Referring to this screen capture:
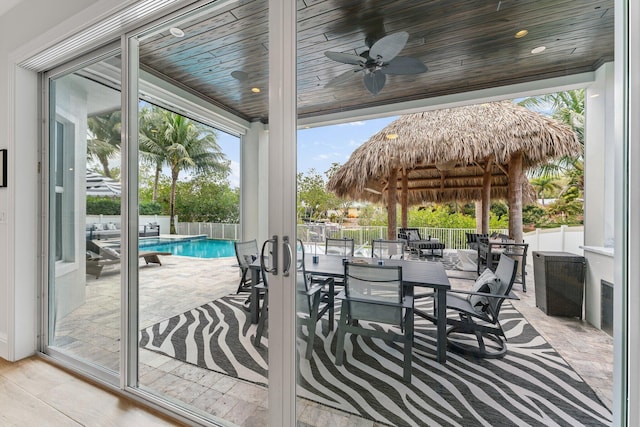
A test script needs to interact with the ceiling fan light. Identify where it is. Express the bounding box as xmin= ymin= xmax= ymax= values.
xmin=515 ymin=29 xmax=528 ymax=38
